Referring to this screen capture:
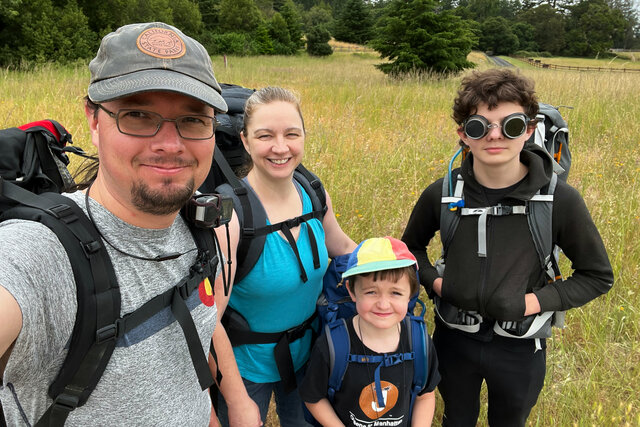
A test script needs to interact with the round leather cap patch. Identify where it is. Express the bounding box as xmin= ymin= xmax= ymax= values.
xmin=136 ymin=27 xmax=186 ymax=59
